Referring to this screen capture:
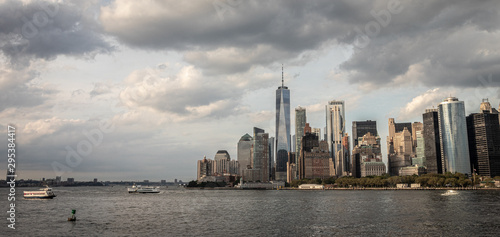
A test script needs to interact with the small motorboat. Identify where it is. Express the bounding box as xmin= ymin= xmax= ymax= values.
xmin=441 ymin=190 xmax=458 ymax=196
